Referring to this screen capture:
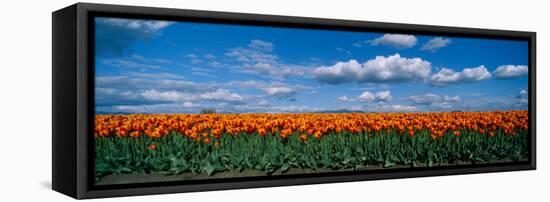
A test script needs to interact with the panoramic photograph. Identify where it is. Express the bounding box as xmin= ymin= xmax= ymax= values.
xmin=93 ymin=17 xmax=529 ymax=185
